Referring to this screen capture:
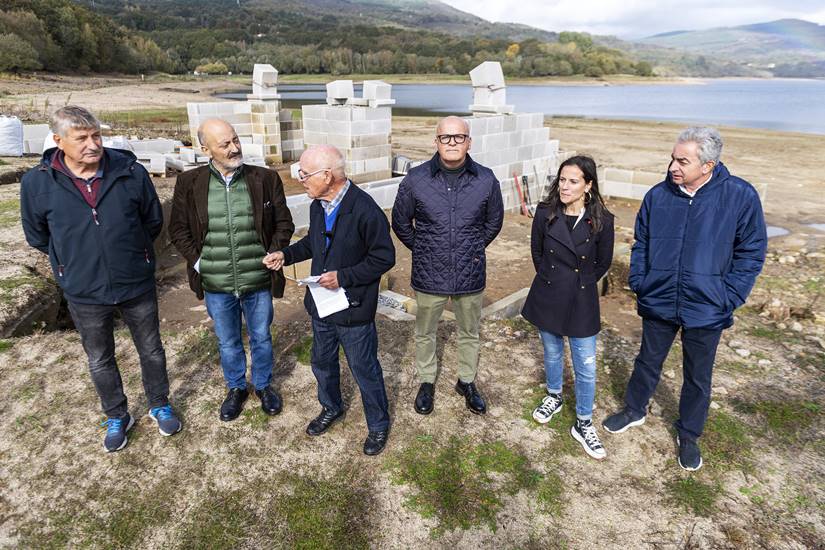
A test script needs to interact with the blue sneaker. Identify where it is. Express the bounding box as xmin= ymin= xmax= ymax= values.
xmin=102 ymin=413 xmax=135 ymax=452
xmin=149 ymin=405 xmax=182 ymax=436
